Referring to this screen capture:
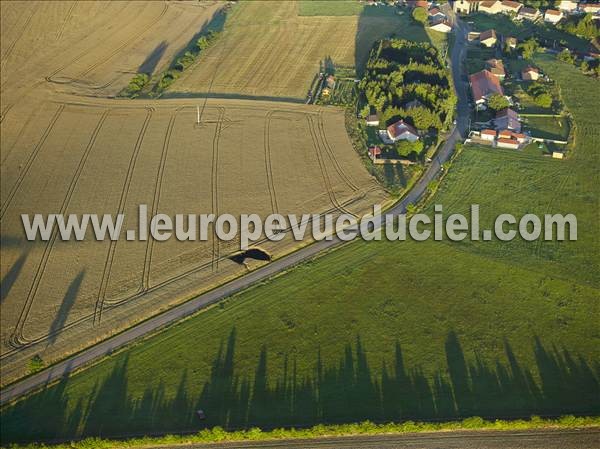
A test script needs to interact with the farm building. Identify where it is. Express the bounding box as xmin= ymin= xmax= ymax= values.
xmin=522 ymin=66 xmax=540 ymax=80
xmin=368 ymin=146 xmax=382 ymax=160
xmin=430 ymin=19 xmax=453 ymax=33
xmin=469 ymin=69 xmax=504 ymax=106
xmin=386 ymin=119 xmax=420 ymax=142
xmin=499 ymin=0 xmax=523 ymax=14
xmin=517 ymin=6 xmax=540 ymax=21
xmin=496 ymin=137 xmax=520 ymax=149
xmin=479 ymin=29 xmax=498 ymax=47
xmin=468 ymin=31 xmax=482 ymax=42
xmin=498 ymin=129 xmax=526 ymax=143
xmin=495 ymin=108 xmax=521 ymax=132
xmin=428 ymin=7 xmax=446 ymax=20
xmin=544 ymin=9 xmax=564 ymax=23
xmin=480 ymin=0 xmax=503 ymax=14
xmin=581 ymin=3 xmax=600 ymax=14
xmin=366 ymin=115 xmax=380 ymax=126
xmin=559 ymin=0 xmax=579 ymax=13
xmin=481 ymin=129 xmax=497 ymax=141
xmin=486 ymin=59 xmax=506 ymax=79
xmin=453 ymin=0 xmax=480 ymax=14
